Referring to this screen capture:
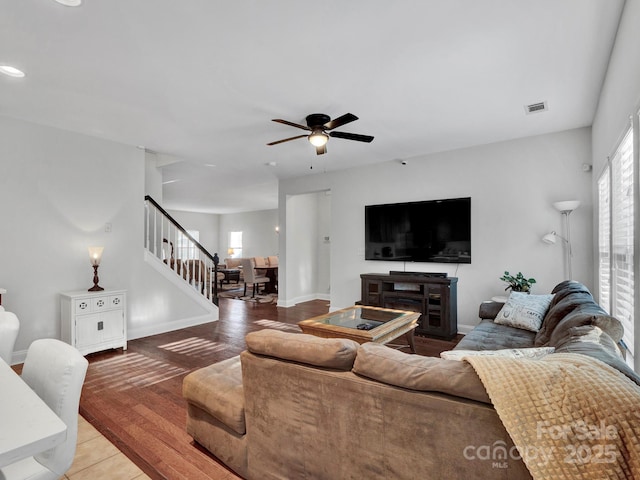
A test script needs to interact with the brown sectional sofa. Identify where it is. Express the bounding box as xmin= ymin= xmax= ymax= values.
xmin=182 ymin=280 xmax=640 ymax=479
